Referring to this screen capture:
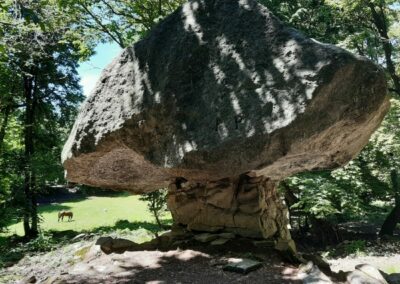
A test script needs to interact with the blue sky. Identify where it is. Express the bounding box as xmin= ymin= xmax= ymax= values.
xmin=77 ymin=42 xmax=122 ymax=96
